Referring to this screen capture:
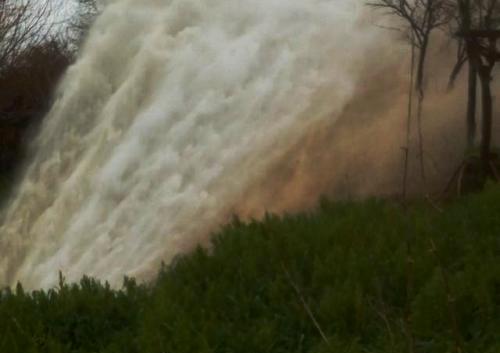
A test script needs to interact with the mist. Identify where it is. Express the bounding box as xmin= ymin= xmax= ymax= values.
xmin=0 ymin=0 xmax=488 ymax=289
